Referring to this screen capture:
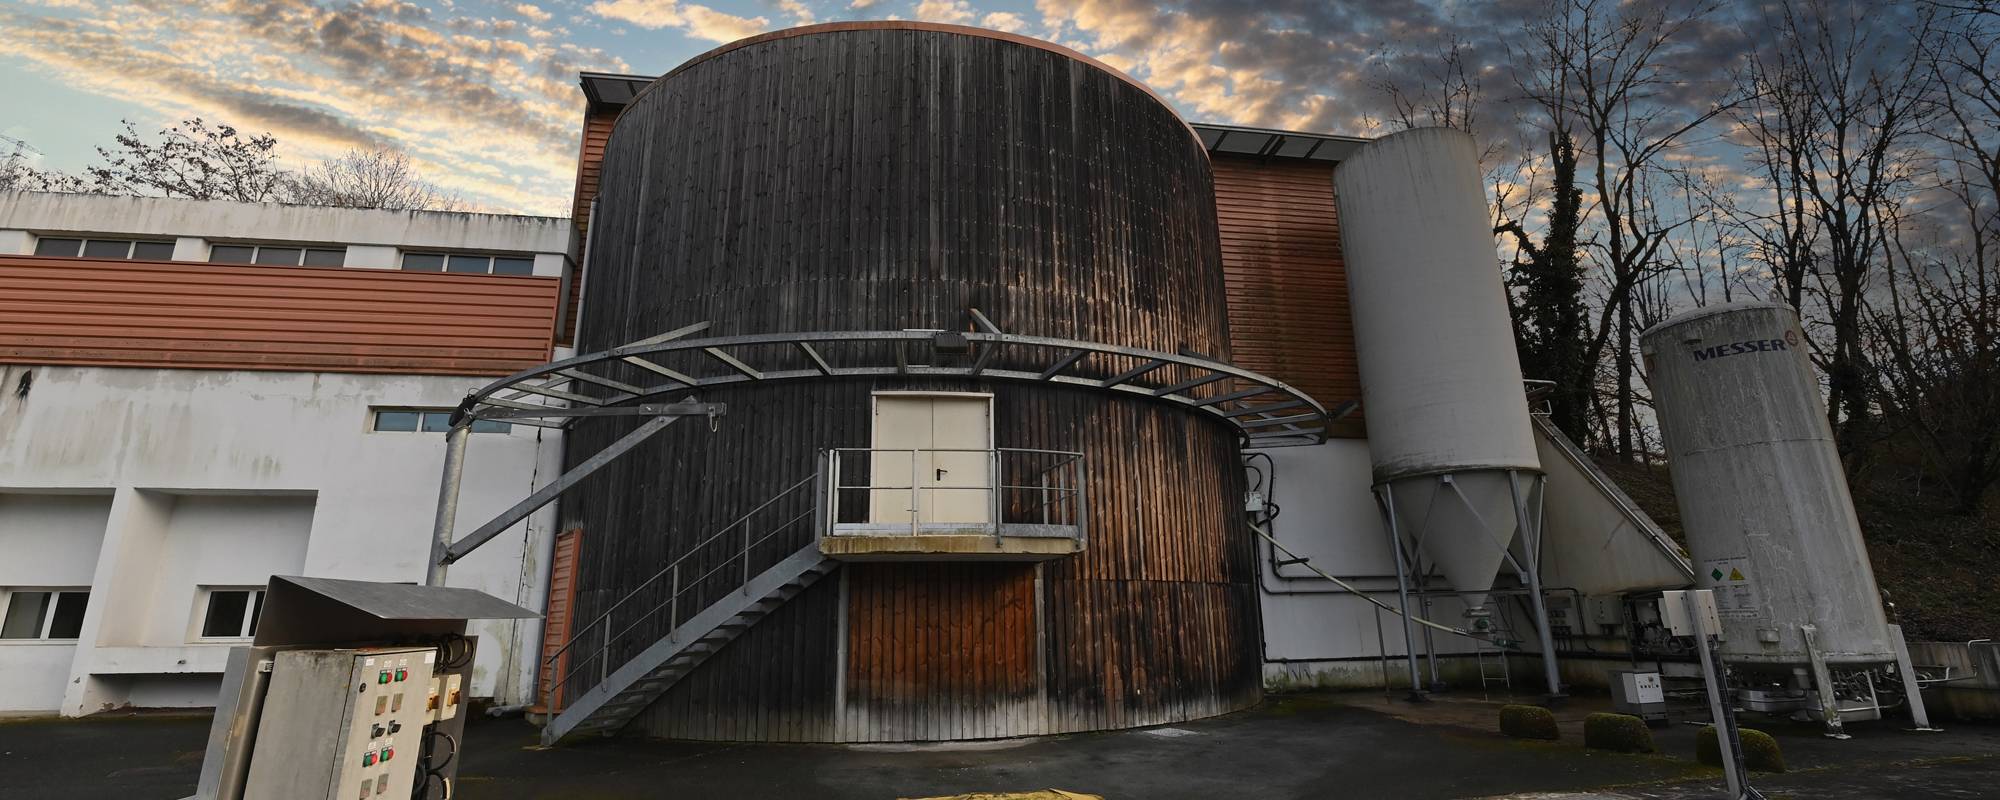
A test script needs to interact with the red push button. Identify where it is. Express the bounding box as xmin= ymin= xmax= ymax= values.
xmin=363 ymin=750 xmax=377 ymax=767
xmin=377 ymin=670 xmax=391 ymax=684
xmin=381 ymin=747 xmax=393 ymax=762
xmin=394 ymin=668 xmax=407 ymax=682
